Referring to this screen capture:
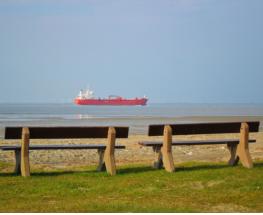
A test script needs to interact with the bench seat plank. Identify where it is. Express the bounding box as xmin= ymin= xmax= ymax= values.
xmin=0 ymin=144 xmax=125 ymax=151
xmin=139 ymin=139 xmax=256 ymax=147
